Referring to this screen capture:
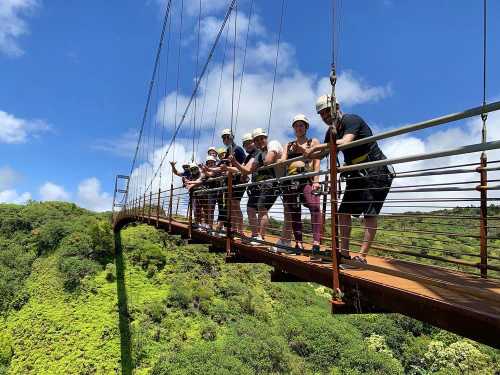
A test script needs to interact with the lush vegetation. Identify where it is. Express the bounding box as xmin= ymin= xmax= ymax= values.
xmin=0 ymin=202 xmax=498 ymax=374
